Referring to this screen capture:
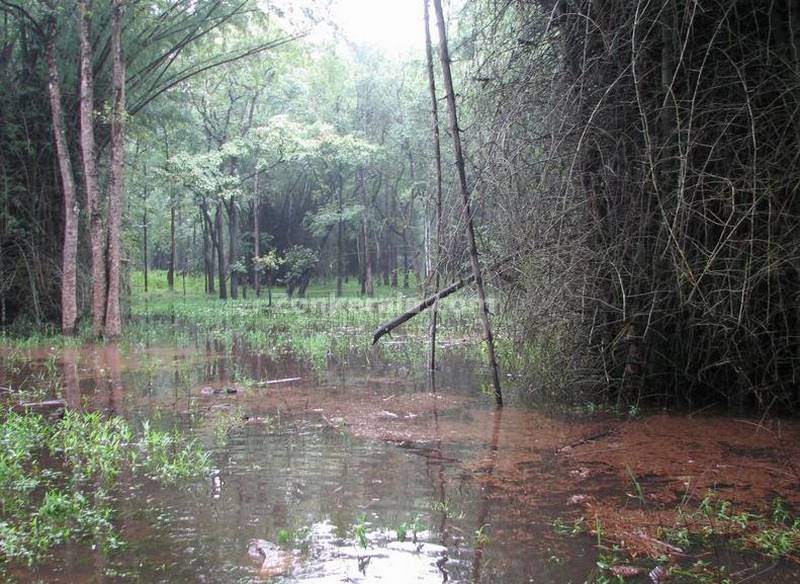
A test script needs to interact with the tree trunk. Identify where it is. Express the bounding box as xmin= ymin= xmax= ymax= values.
xmin=228 ymin=197 xmax=238 ymax=299
xmin=253 ymin=171 xmax=261 ymax=297
xmin=215 ymin=200 xmax=227 ymax=299
xmin=201 ymin=207 xmax=214 ymax=294
xmin=402 ymin=231 xmax=410 ymax=289
xmin=424 ymin=0 xmax=445 ymax=370
xmin=46 ymin=36 xmax=79 ymax=336
xmin=78 ymin=0 xmax=106 ymax=337
xmin=364 ymin=217 xmax=374 ymax=297
xmin=433 ymin=0 xmax=502 ymax=405
xmin=336 ymin=172 xmax=344 ymax=297
xmin=103 ymin=0 xmax=126 ymax=339
xmin=143 ymin=204 xmax=148 ymax=293
xmin=357 ymin=219 xmax=366 ymax=295
xmin=167 ymin=204 xmax=175 ymax=290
